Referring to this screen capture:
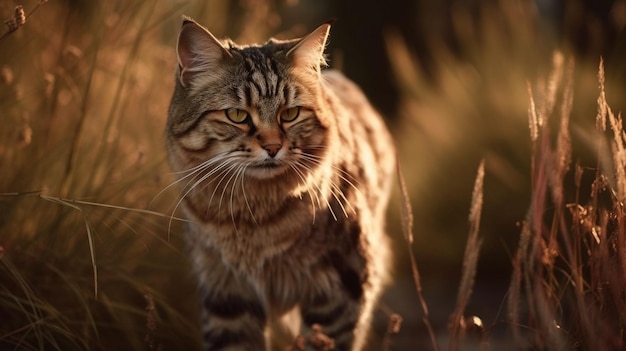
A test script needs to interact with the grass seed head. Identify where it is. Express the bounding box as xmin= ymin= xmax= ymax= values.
xmin=1 ymin=65 xmax=13 ymax=84
xmin=4 ymin=5 xmax=25 ymax=32
xmin=387 ymin=313 xmax=403 ymax=334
